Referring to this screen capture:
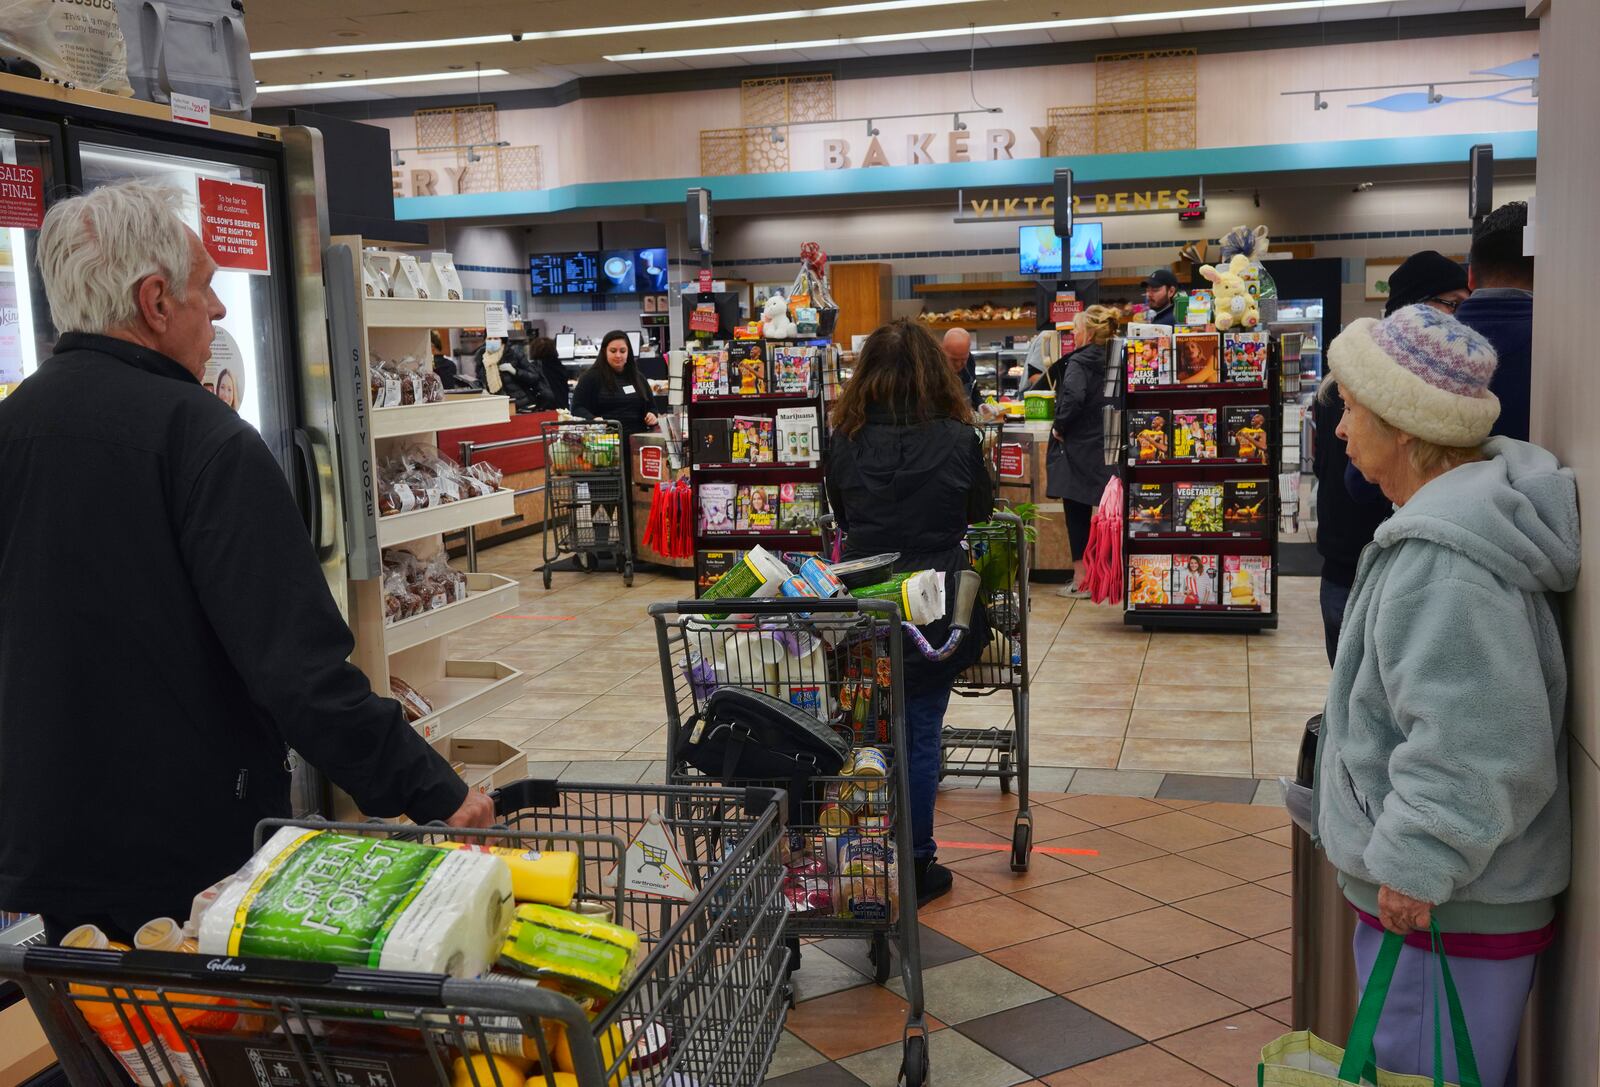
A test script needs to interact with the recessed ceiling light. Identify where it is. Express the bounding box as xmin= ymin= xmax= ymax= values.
xmin=603 ymin=0 xmax=1394 ymax=61
xmin=334 ymin=31 xmax=361 ymax=38
xmin=337 ymin=72 xmax=355 ymax=78
xmin=250 ymin=0 xmax=983 ymax=60
xmin=254 ymin=69 xmax=511 ymax=94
